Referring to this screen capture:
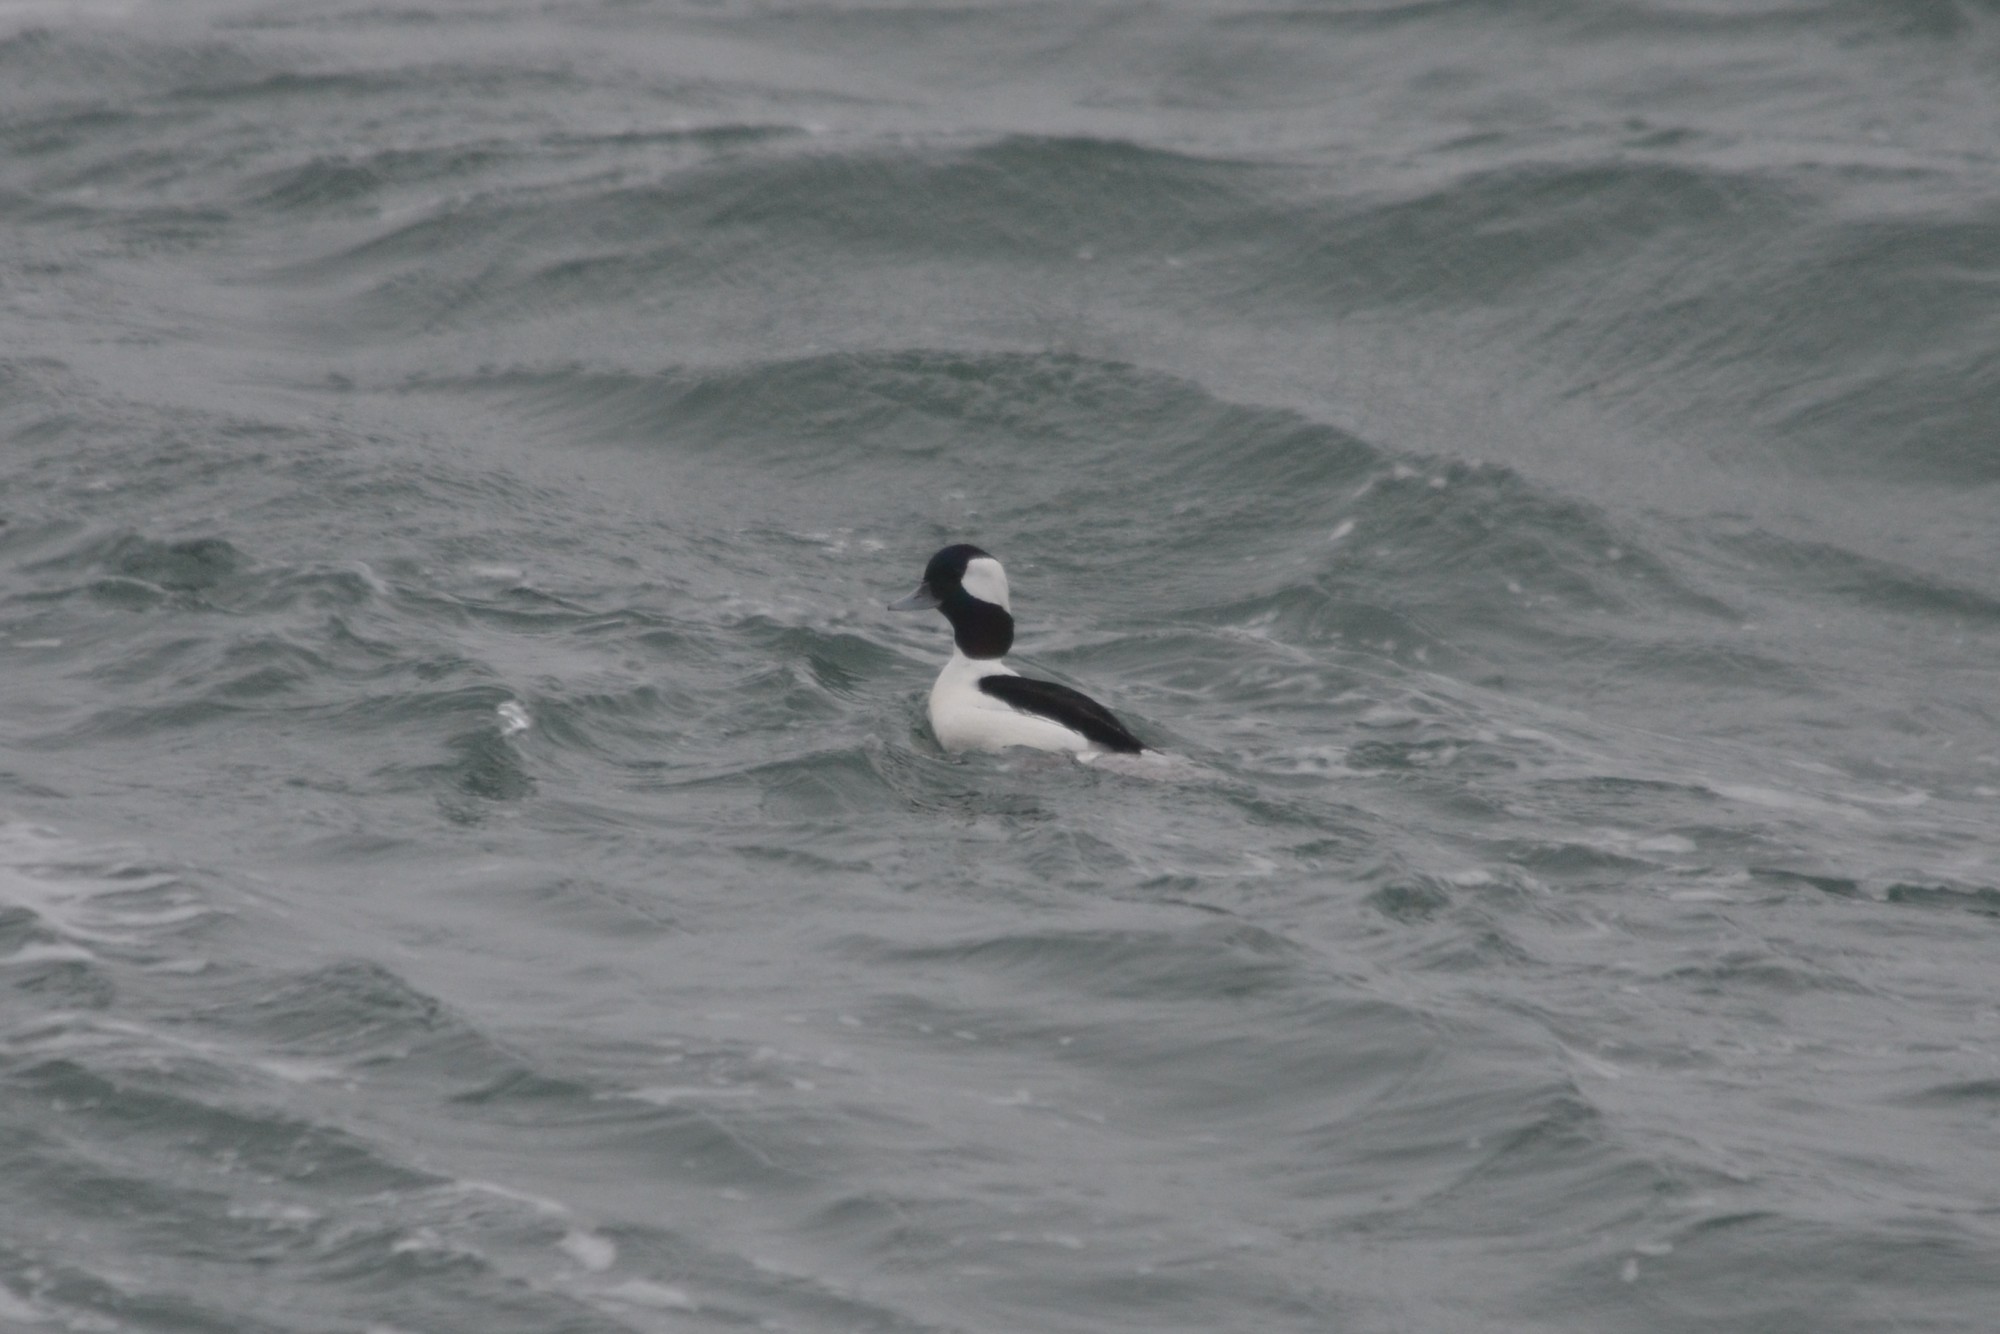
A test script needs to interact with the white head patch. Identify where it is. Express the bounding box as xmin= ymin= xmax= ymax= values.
xmin=958 ymin=556 xmax=1011 ymax=611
